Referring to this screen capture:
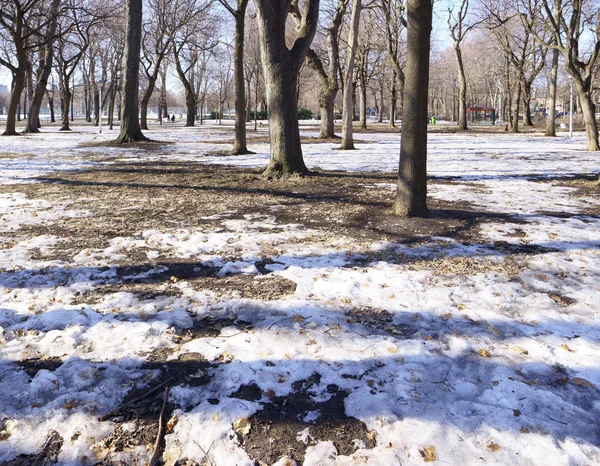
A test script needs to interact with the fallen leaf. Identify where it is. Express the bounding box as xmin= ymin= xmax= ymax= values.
xmin=233 ymin=417 xmax=251 ymax=436
xmin=561 ymin=344 xmax=575 ymax=353
xmin=367 ymin=430 xmax=377 ymax=441
xmin=488 ymin=442 xmax=501 ymax=452
xmin=477 ymin=349 xmax=491 ymax=357
xmin=167 ymin=415 xmax=178 ymax=430
xmin=212 ymin=413 xmax=219 ymax=422
xmin=512 ymin=346 xmax=529 ymax=355
xmin=62 ymin=399 xmax=80 ymax=410
xmin=572 ymin=377 xmax=595 ymax=389
xmin=163 ymin=447 xmax=182 ymax=466
xmin=419 ymin=445 xmax=437 ymax=462
xmin=292 ymin=314 xmax=305 ymax=323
